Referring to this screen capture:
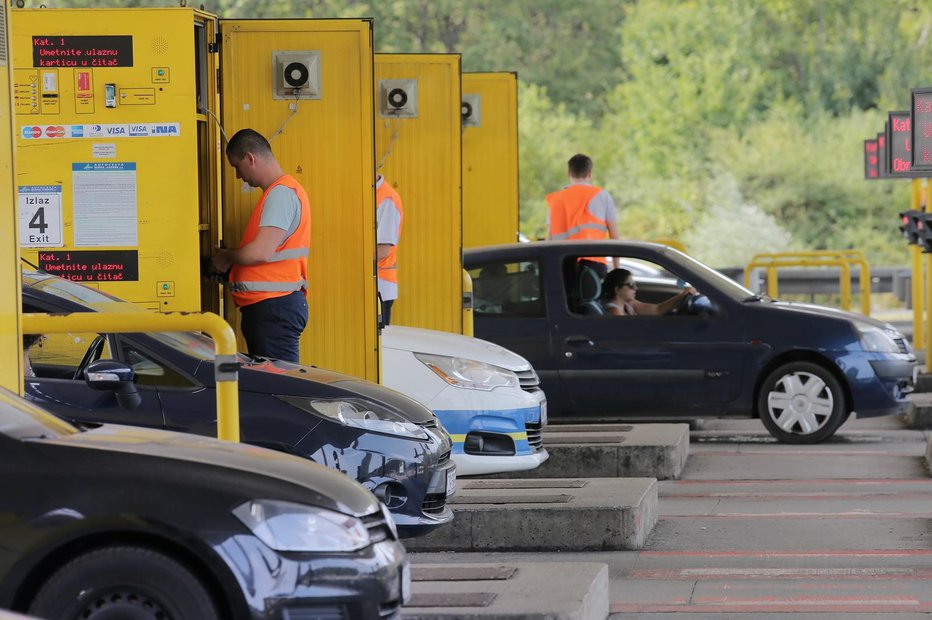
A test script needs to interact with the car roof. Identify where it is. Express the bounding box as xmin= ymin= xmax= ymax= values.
xmin=464 ymin=240 xmax=675 ymax=261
